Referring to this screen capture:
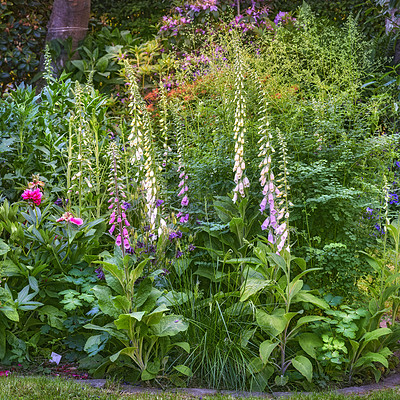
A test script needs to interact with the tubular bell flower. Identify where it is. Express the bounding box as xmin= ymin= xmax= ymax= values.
xmin=232 ymin=42 xmax=249 ymax=203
